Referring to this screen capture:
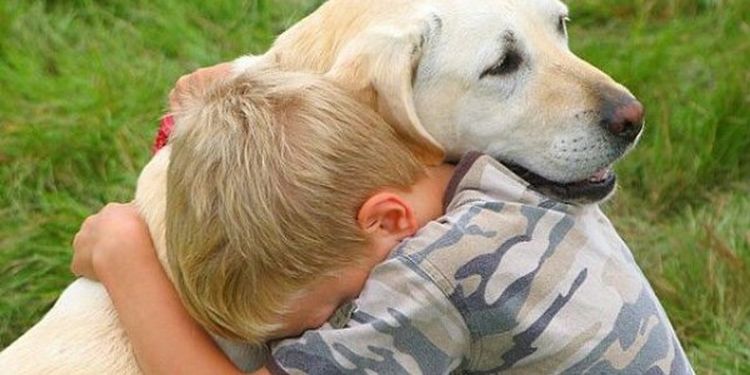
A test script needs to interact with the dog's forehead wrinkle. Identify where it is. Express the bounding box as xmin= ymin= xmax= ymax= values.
xmin=502 ymin=30 xmax=517 ymax=45
xmin=430 ymin=13 xmax=443 ymax=31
